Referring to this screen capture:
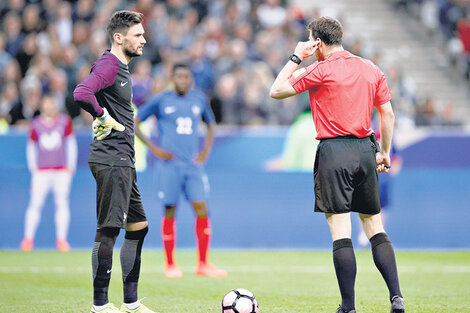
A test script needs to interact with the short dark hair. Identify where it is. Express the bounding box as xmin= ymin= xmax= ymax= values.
xmin=172 ymin=62 xmax=190 ymax=74
xmin=307 ymin=17 xmax=343 ymax=46
xmin=107 ymin=10 xmax=143 ymax=43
